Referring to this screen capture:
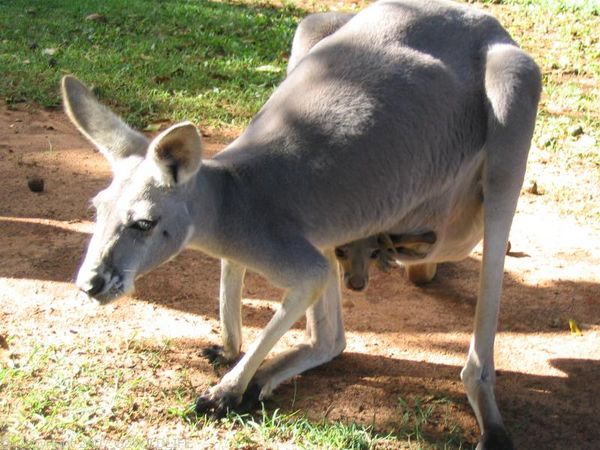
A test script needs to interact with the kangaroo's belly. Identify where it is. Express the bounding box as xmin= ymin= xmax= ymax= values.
xmin=387 ymin=152 xmax=485 ymax=264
